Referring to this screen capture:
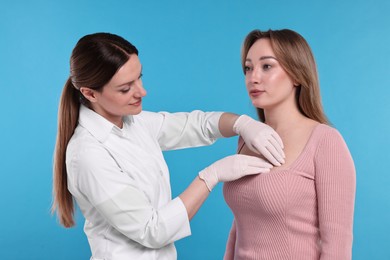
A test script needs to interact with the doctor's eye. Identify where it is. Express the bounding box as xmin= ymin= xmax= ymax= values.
xmin=120 ymin=88 xmax=131 ymax=93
